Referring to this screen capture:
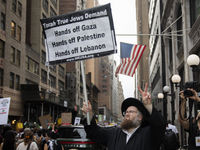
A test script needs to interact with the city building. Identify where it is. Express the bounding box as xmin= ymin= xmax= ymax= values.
xmin=117 ymin=80 xmax=124 ymax=124
xmin=0 ymin=0 xmax=27 ymax=129
xmin=135 ymin=0 xmax=150 ymax=99
xmin=160 ymin=0 xmax=200 ymax=146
